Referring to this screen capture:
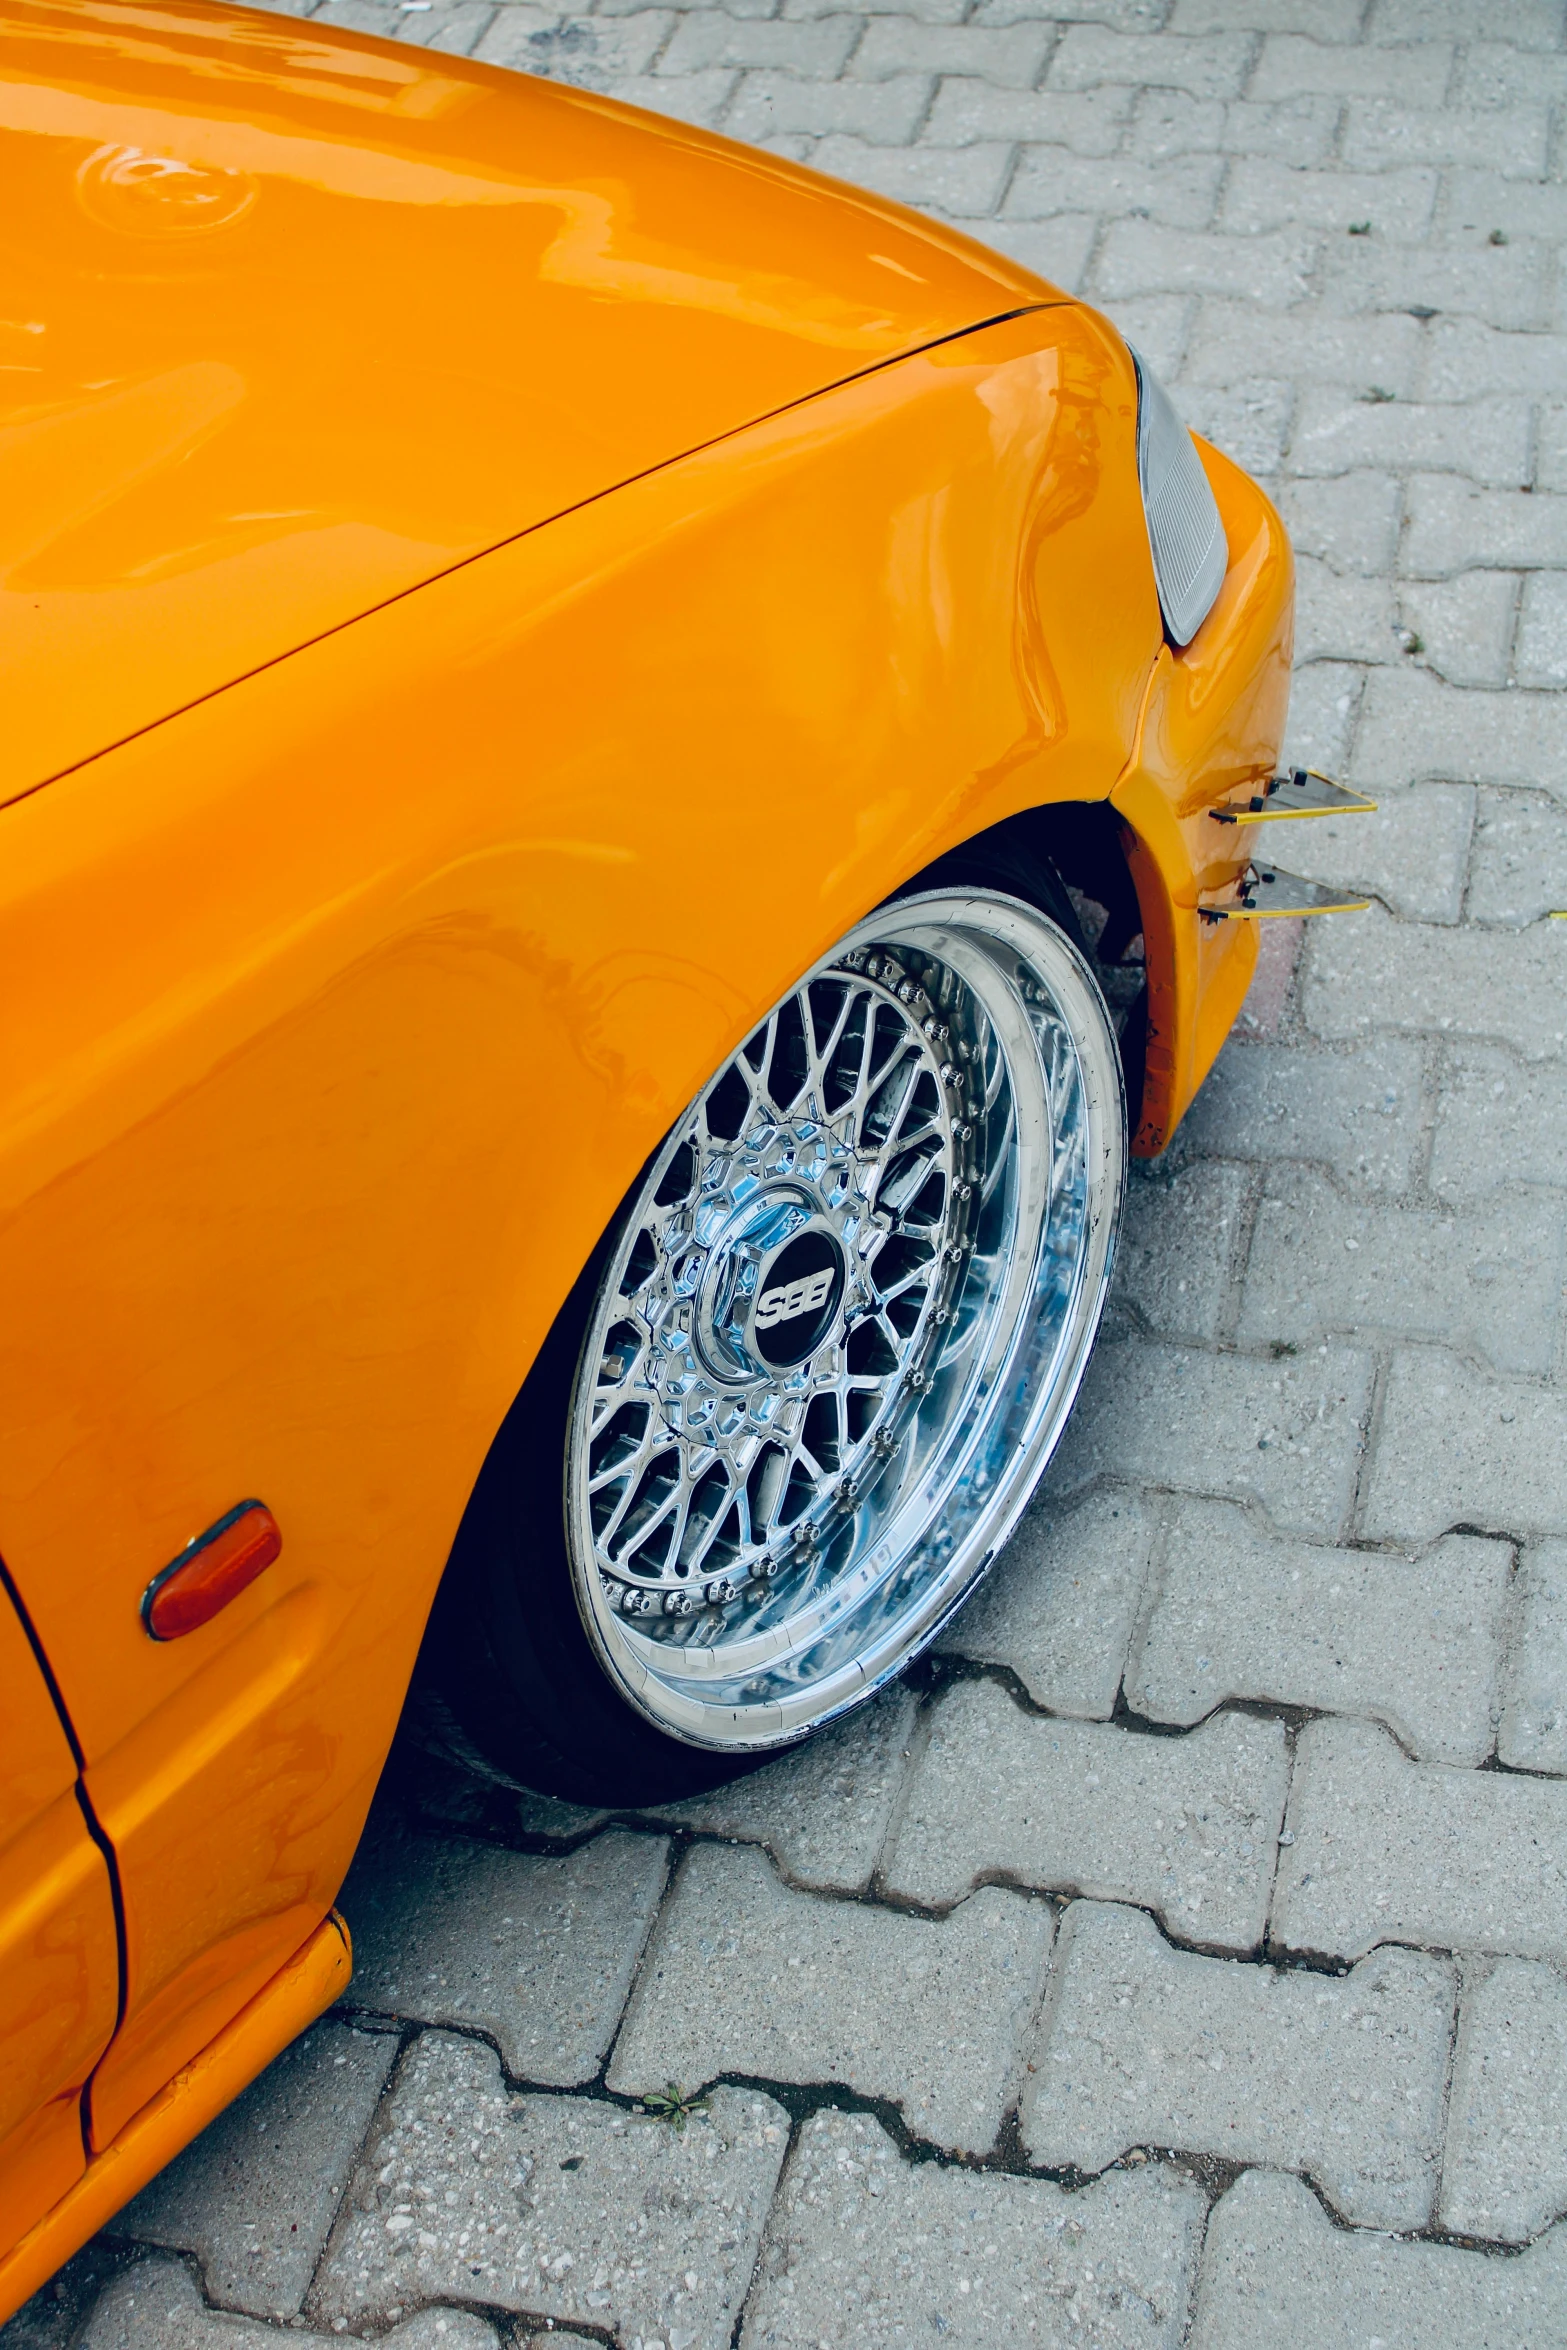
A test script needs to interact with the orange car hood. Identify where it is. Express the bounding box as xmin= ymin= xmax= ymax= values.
xmin=0 ymin=0 xmax=1057 ymax=800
